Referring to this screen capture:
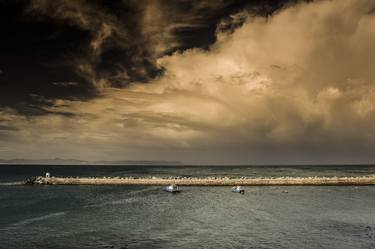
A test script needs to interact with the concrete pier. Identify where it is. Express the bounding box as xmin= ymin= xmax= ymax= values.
xmin=27 ymin=175 xmax=375 ymax=186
